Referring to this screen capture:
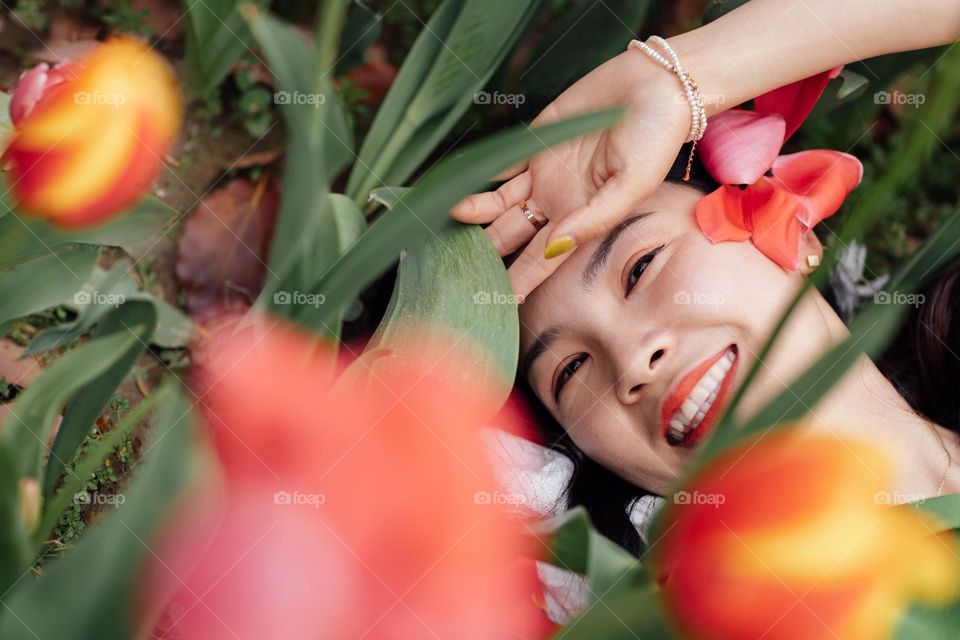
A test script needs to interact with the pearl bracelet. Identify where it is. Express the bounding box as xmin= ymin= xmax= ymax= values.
xmin=628 ymin=36 xmax=707 ymax=181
